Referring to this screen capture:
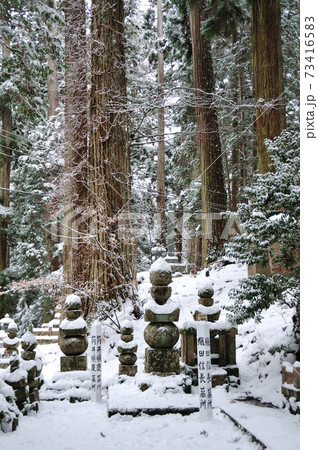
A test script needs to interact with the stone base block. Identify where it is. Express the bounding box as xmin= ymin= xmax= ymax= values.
xmin=145 ymin=348 xmax=180 ymax=375
xmin=119 ymin=365 xmax=137 ymax=377
xmin=60 ymin=355 xmax=87 ymax=372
